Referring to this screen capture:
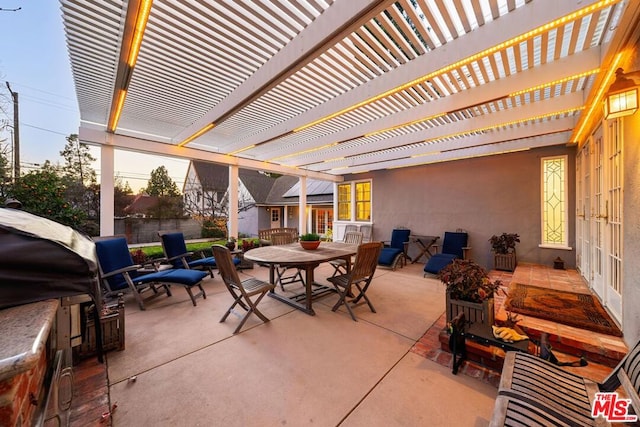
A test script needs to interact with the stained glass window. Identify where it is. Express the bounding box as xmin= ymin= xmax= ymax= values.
xmin=542 ymin=156 xmax=567 ymax=246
